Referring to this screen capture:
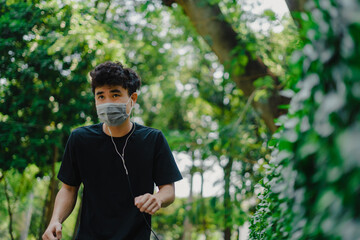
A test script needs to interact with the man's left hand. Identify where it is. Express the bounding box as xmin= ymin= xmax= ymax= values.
xmin=134 ymin=193 xmax=162 ymax=215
